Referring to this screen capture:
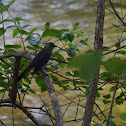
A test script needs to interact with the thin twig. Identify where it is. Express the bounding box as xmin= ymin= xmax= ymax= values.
xmin=106 ymin=76 xmax=120 ymax=126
